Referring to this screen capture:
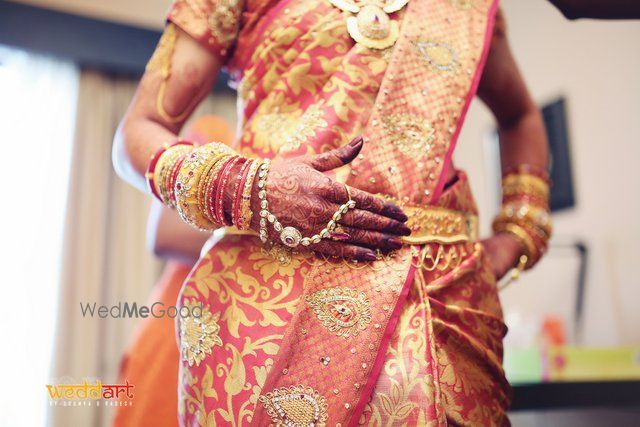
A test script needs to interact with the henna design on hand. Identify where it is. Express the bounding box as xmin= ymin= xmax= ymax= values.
xmin=237 ymin=137 xmax=410 ymax=261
